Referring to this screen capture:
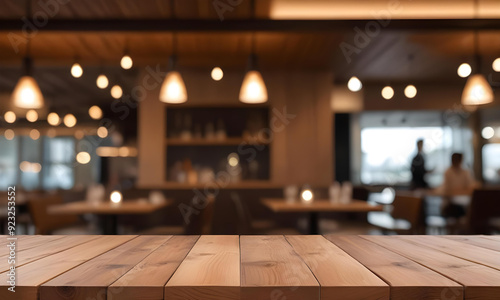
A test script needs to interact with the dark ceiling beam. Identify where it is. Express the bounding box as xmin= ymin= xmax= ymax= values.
xmin=1 ymin=18 xmax=500 ymax=32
